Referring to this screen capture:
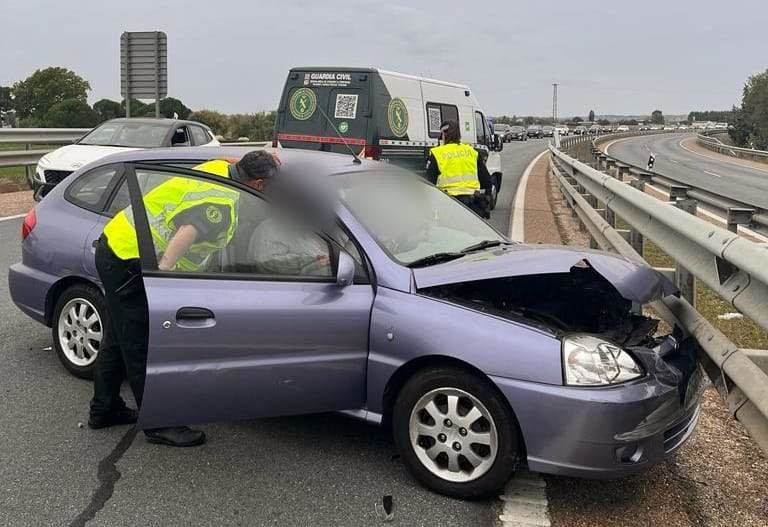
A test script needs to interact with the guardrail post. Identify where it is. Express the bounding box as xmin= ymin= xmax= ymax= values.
xmin=675 ymin=197 xmax=698 ymax=305
xmin=24 ymin=143 xmax=31 ymax=185
xmin=726 ymin=207 xmax=754 ymax=234
xmin=628 ymin=179 xmax=645 ymax=256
